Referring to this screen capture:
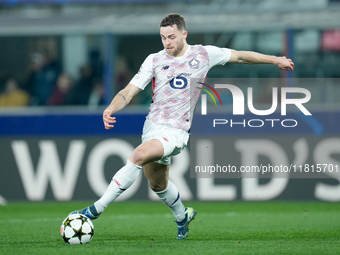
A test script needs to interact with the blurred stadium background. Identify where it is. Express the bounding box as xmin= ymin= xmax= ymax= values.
xmin=0 ymin=0 xmax=340 ymax=204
